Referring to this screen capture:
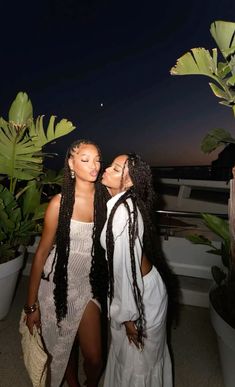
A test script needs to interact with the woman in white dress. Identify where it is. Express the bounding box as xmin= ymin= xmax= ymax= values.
xmin=25 ymin=140 xmax=110 ymax=387
xmin=100 ymin=153 xmax=173 ymax=387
